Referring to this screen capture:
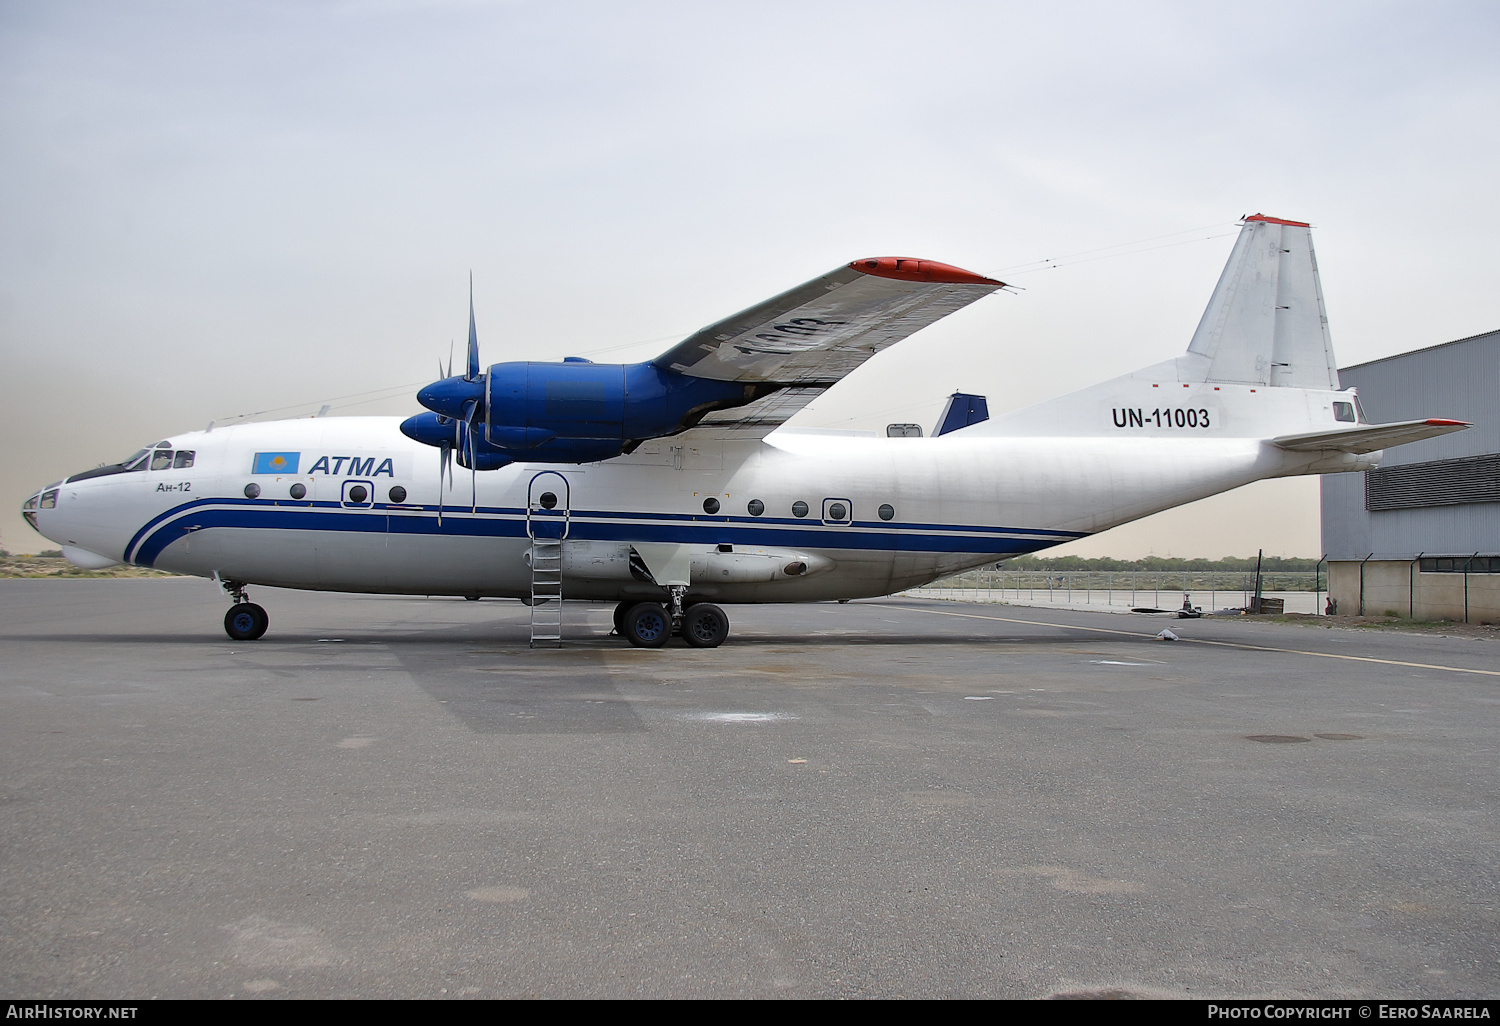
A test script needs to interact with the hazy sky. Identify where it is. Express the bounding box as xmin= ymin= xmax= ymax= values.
xmin=3 ymin=1 xmax=1497 ymax=557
